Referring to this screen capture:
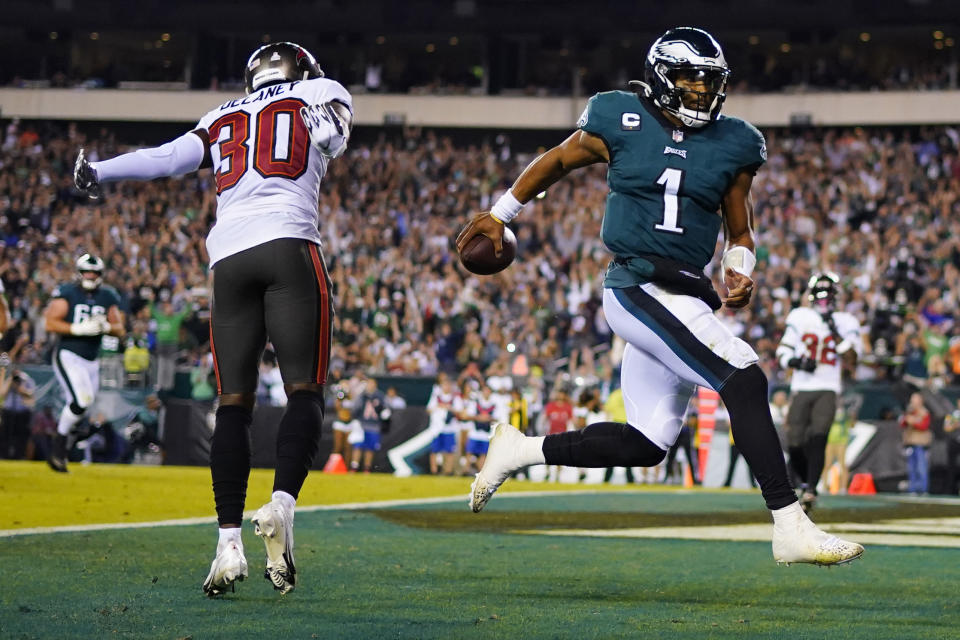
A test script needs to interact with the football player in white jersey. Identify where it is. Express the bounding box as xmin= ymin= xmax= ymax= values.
xmin=73 ymin=41 xmax=353 ymax=597
xmin=776 ymin=272 xmax=862 ymax=513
